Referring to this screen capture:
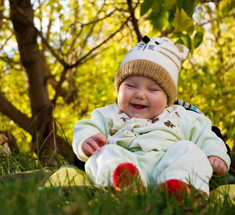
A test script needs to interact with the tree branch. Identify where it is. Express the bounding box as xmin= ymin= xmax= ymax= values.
xmin=70 ymin=17 xmax=131 ymax=68
xmin=0 ymin=91 xmax=74 ymax=162
xmin=0 ymin=92 xmax=33 ymax=134
xmin=10 ymin=0 xmax=69 ymax=68
xmin=51 ymin=16 xmax=131 ymax=105
xmin=199 ymin=12 xmax=235 ymax=26
xmin=127 ymin=0 xmax=142 ymax=42
xmin=52 ymin=67 xmax=69 ymax=106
